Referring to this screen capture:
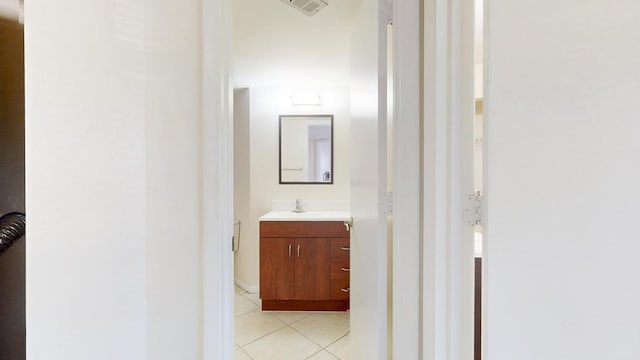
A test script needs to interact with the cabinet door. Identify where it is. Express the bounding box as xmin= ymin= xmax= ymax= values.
xmin=260 ymin=238 xmax=294 ymax=300
xmin=294 ymin=238 xmax=331 ymax=300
